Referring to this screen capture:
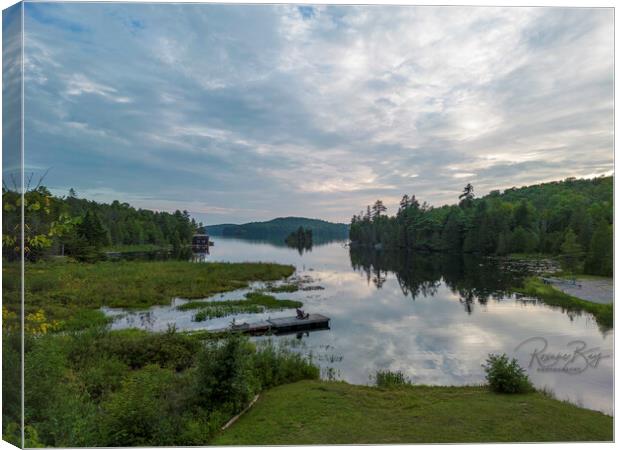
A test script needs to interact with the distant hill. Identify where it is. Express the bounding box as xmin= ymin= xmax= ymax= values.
xmin=205 ymin=217 xmax=349 ymax=241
